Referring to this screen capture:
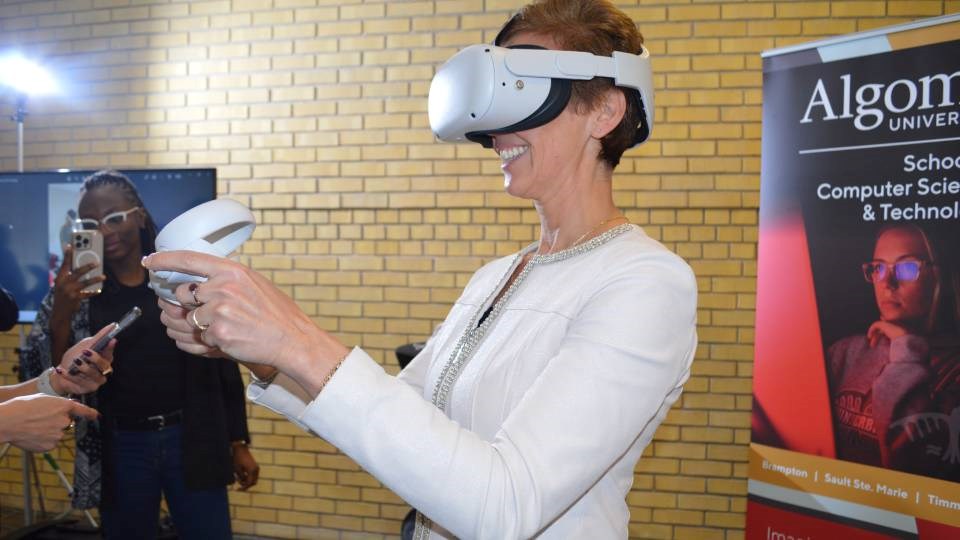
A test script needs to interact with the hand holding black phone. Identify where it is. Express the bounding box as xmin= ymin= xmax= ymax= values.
xmin=67 ymin=306 xmax=142 ymax=375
